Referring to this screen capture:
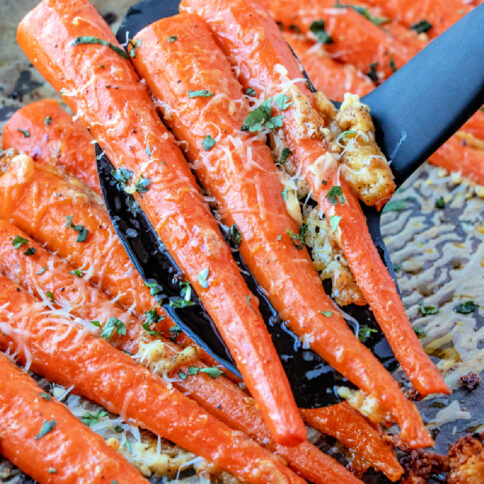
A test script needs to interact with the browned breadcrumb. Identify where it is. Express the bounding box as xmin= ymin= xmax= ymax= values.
xmin=404 ymin=388 xmax=424 ymax=401
xmin=447 ymin=434 xmax=484 ymax=484
xmin=399 ymin=449 xmax=447 ymax=484
xmin=460 ymin=372 xmax=480 ymax=391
